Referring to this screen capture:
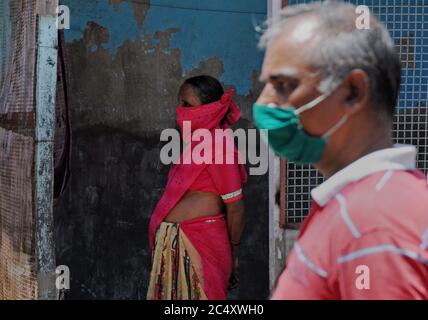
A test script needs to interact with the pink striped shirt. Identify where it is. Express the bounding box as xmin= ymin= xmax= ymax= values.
xmin=272 ymin=145 xmax=428 ymax=300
